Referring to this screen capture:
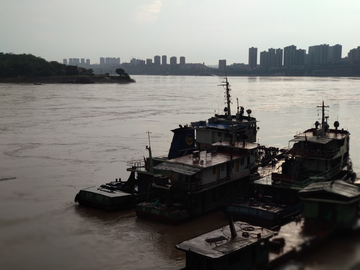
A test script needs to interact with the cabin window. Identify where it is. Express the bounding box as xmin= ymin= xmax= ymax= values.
xmin=240 ymin=158 xmax=244 ymax=165
xmin=221 ymin=164 xmax=225 ymax=171
xmin=213 ymin=166 xmax=216 ymax=175
xmin=236 ymin=160 xmax=240 ymax=172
